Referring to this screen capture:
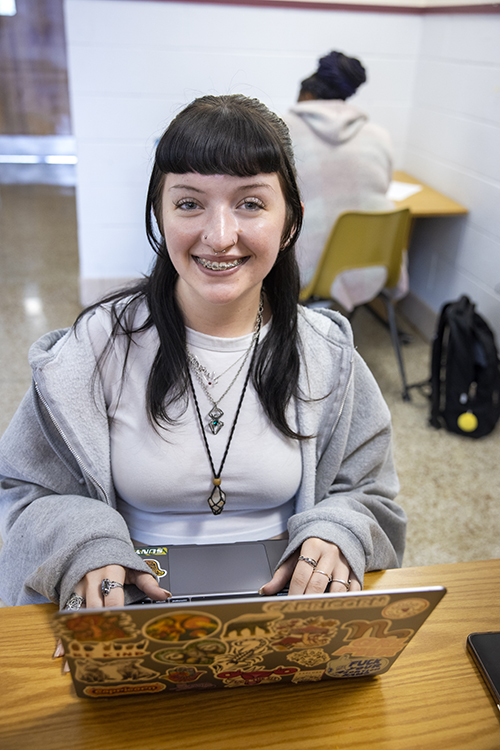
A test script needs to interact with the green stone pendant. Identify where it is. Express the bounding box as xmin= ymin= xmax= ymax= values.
xmin=208 ymin=406 xmax=224 ymax=435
